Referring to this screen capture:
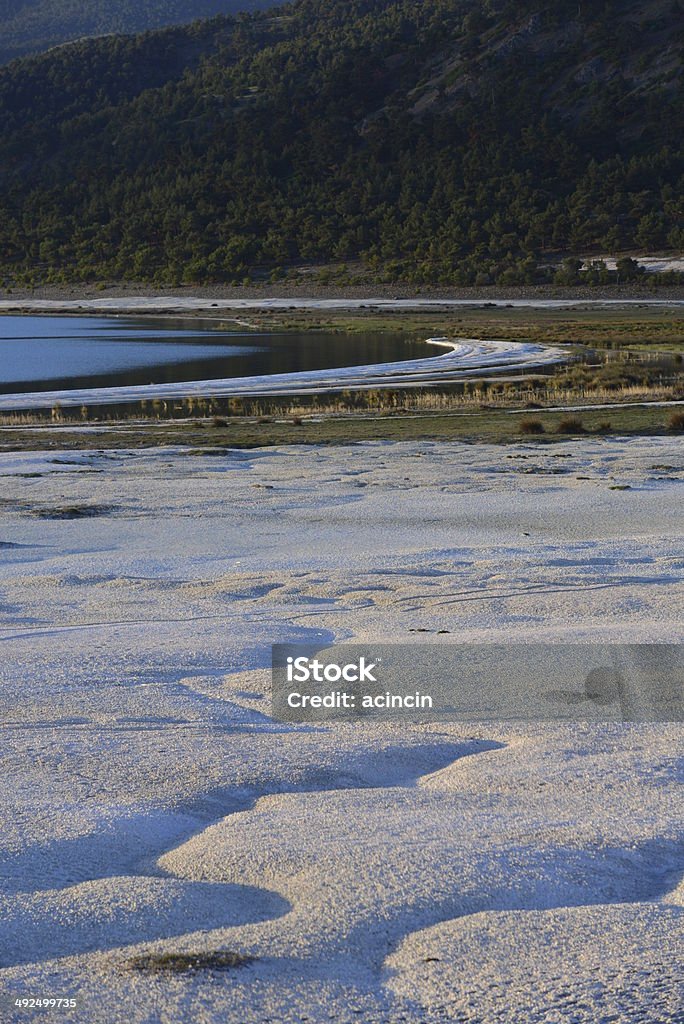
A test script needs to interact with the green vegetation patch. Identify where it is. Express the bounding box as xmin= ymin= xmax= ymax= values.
xmin=0 ymin=403 xmax=679 ymax=452
xmin=284 ymin=309 xmax=684 ymax=342
xmin=0 ymin=0 xmax=682 ymax=286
